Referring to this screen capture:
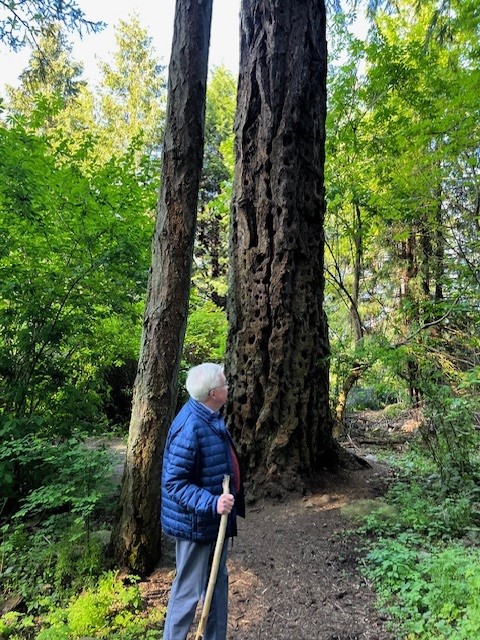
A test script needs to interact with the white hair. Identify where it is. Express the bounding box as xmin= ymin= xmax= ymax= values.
xmin=185 ymin=363 xmax=225 ymax=402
